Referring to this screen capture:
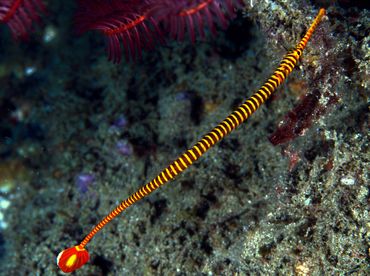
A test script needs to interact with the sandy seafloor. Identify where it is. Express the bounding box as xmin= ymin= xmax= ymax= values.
xmin=0 ymin=0 xmax=370 ymax=275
